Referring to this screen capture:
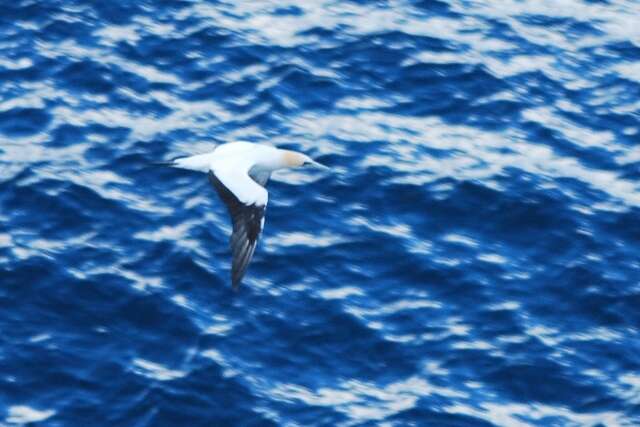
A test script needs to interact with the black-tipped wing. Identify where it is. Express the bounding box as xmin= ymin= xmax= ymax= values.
xmin=208 ymin=170 xmax=267 ymax=289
